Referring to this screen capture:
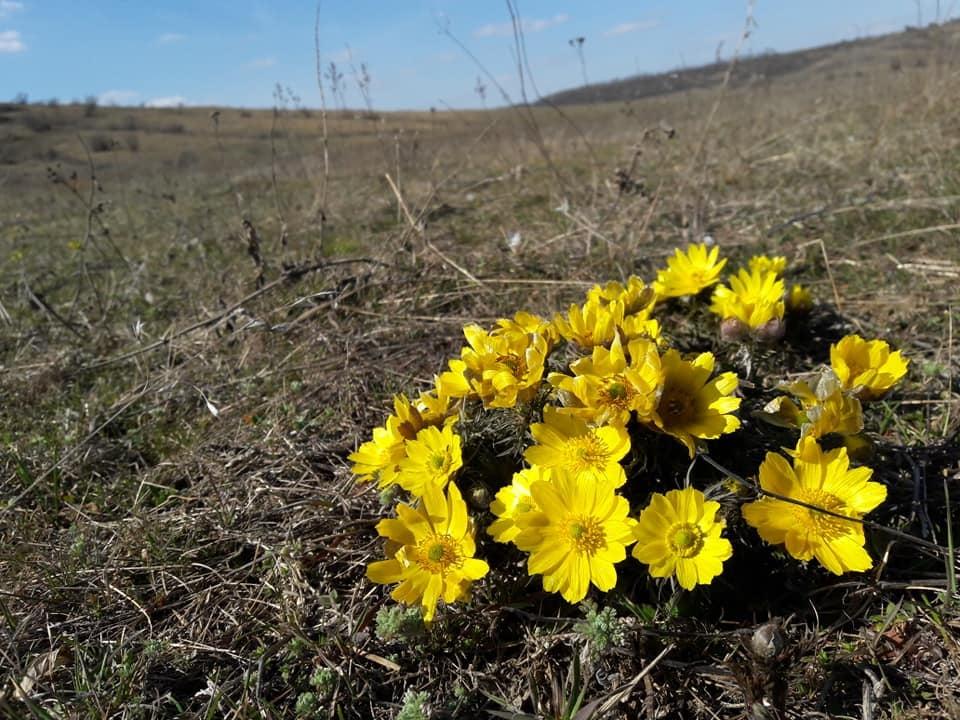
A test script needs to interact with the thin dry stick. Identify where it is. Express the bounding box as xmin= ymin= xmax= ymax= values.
xmin=595 ymin=643 xmax=675 ymax=715
xmin=312 ymin=1 xmax=332 ymax=250
xmin=798 ymin=238 xmax=843 ymax=312
xmin=384 ymin=173 xmax=418 ymax=231
xmin=268 ymin=104 xmax=288 ymax=245
xmin=504 ymin=0 xmax=600 ymax=172
xmin=383 ymin=173 xmax=486 ymax=288
xmin=394 ymin=132 xmax=402 ymax=224
xmin=945 ymin=306 xmax=954 ymax=437
xmin=1 ymin=382 xmax=153 ymax=519
xmin=82 ymin=258 xmax=382 ymax=370
xmin=854 ymin=222 xmax=960 ymax=248
xmin=436 ymin=8 xmax=571 ymax=195
xmin=22 ymin=276 xmax=86 ymax=338
xmin=209 ymin=111 xmax=245 ymax=216
xmin=687 ymin=0 xmax=756 ymax=184
xmin=405 ymin=117 xmax=500 ymax=243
